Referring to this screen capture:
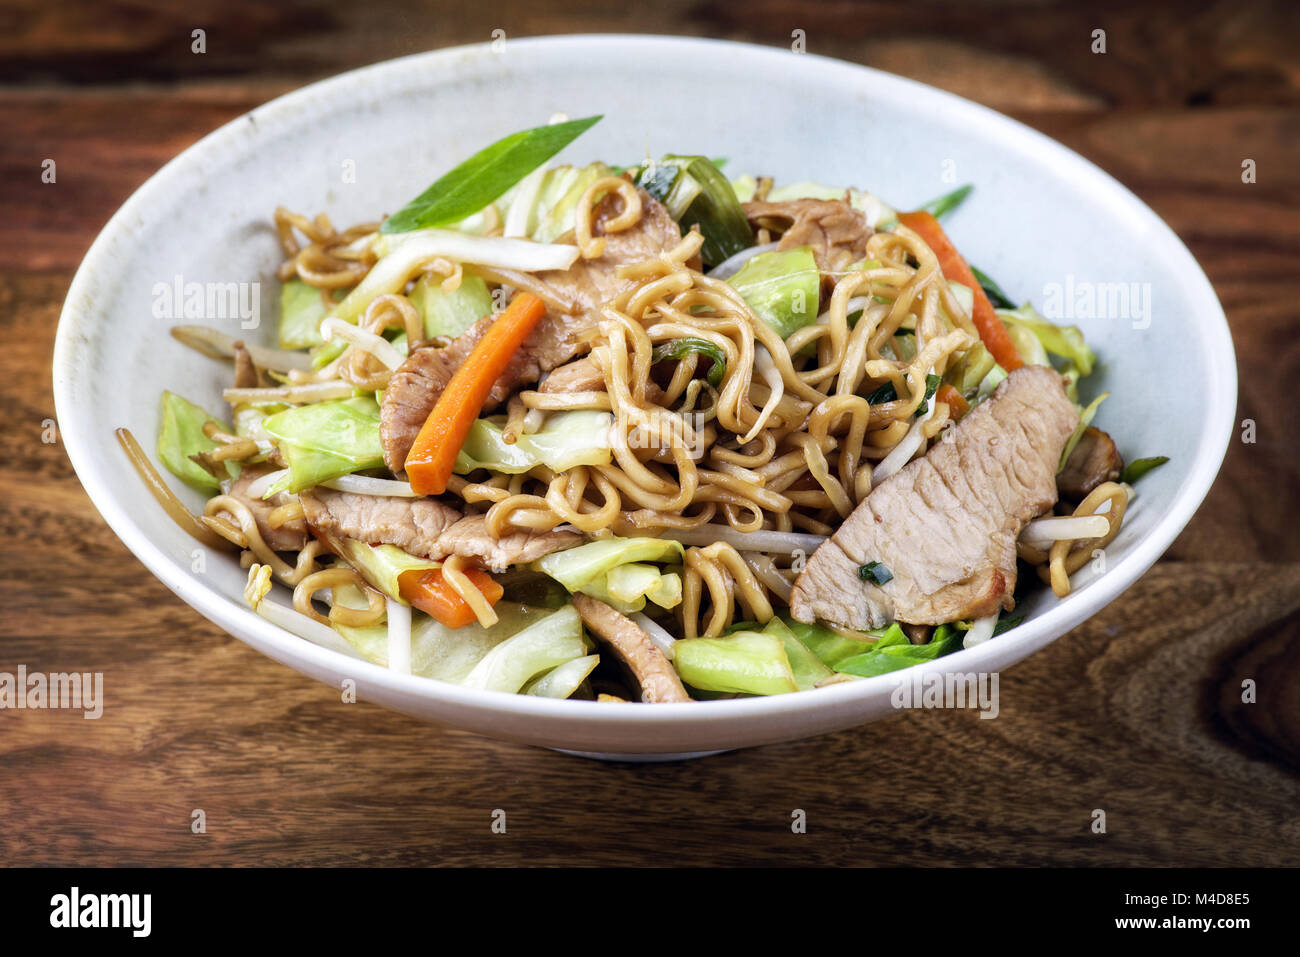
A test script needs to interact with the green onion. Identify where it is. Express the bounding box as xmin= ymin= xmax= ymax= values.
xmin=970 ymin=265 xmax=1016 ymax=309
xmin=381 ymin=116 xmax=602 ymax=234
xmin=636 ymin=155 xmax=754 ymax=266
xmin=1120 ymin=456 xmax=1170 ymax=484
xmin=652 ymin=337 xmax=727 ymax=386
xmin=919 ymin=184 xmax=973 ymax=220
xmin=858 ymin=561 xmax=893 ymax=586
xmin=866 ymin=373 xmax=942 ymax=417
